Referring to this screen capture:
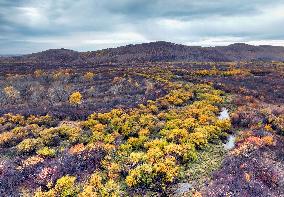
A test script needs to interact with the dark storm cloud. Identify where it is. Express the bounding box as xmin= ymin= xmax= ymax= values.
xmin=0 ymin=0 xmax=284 ymax=54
